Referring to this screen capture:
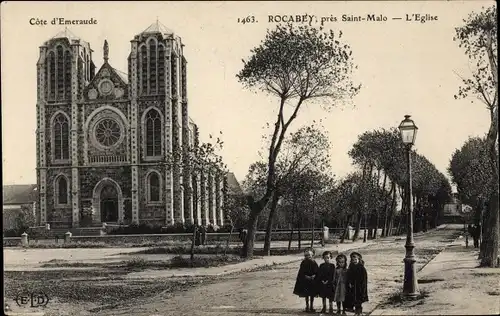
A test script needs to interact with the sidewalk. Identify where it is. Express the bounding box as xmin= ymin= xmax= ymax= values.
xmin=124 ymin=239 xmax=376 ymax=279
xmin=370 ymin=240 xmax=500 ymax=315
